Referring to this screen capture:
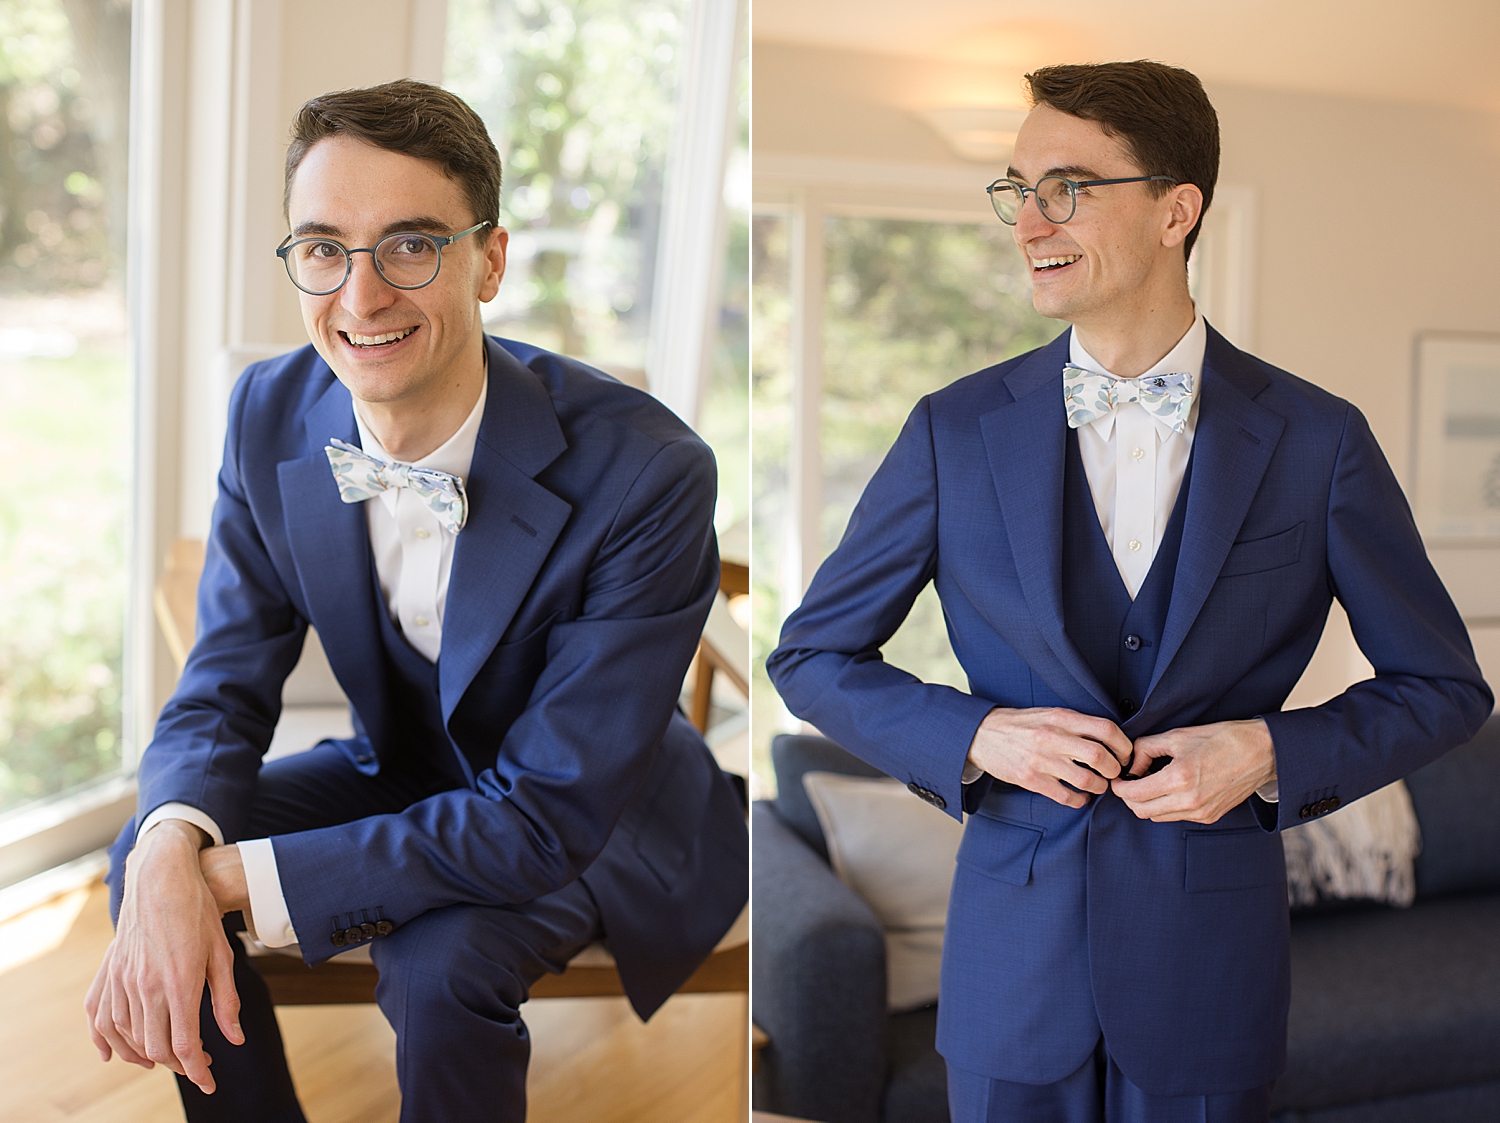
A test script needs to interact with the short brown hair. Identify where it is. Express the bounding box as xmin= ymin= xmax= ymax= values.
xmin=284 ymin=79 xmax=501 ymax=227
xmin=1024 ymin=61 xmax=1218 ymax=260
